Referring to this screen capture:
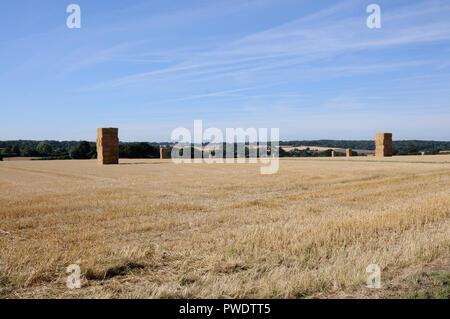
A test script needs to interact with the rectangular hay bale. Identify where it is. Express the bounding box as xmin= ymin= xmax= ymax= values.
xmin=346 ymin=148 xmax=352 ymax=157
xmin=97 ymin=127 xmax=119 ymax=165
xmin=375 ymin=133 xmax=393 ymax=157
xmin=160 ymin=147 xmax=167 ymax=159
